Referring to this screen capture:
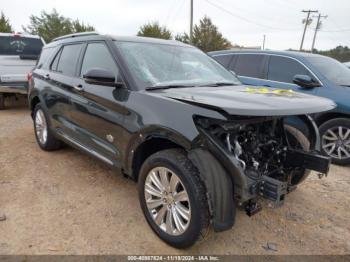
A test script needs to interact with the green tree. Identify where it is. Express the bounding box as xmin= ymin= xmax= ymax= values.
xmin=314 ymin=45 xmax=350 ymax=62
xmin=72 ymin=19 xmax=95 ymax=33
xmin=23 ymin=9 xmax=95 ymax=43
xmin=137 ymin=22 xmax=172 ymax=40
xmin=176 ymin=16 xmax=232 ymax=52
xmin=0 ymin=11 xmax=13 ymax=33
